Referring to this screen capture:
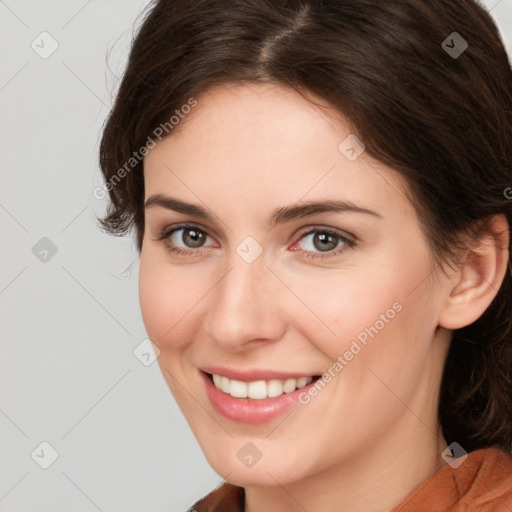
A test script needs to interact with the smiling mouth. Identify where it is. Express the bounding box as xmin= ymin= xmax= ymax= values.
xmin=205 ymin=372 xmax=322 ymax=400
